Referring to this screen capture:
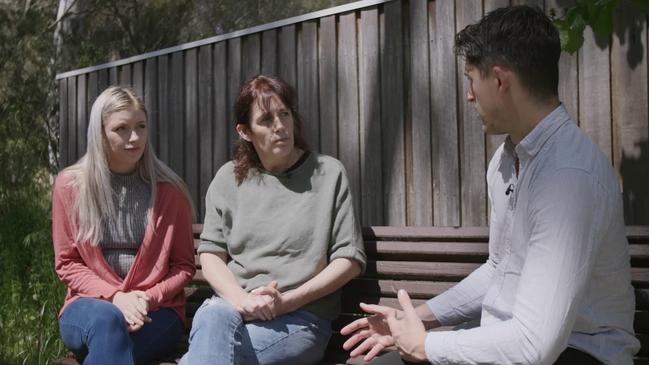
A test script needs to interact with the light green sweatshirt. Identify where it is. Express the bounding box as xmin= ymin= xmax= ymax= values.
xmin=198 ymin=152 xmax=366 ymax=320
